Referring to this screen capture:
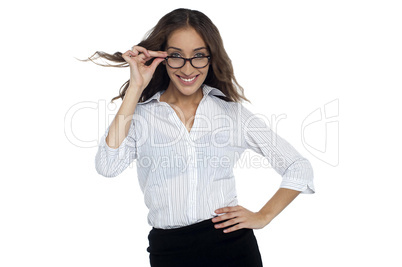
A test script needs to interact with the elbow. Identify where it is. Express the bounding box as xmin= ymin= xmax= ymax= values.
xmin=94 ymin=154 xmax=121 ymax=178
xmin=95 ymin=162 xmax=119 ymax=178
xmin=93 ymin=142 xmax=137 ymax=178
xmin=280 ymin=158 xmax=315 ymax=194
